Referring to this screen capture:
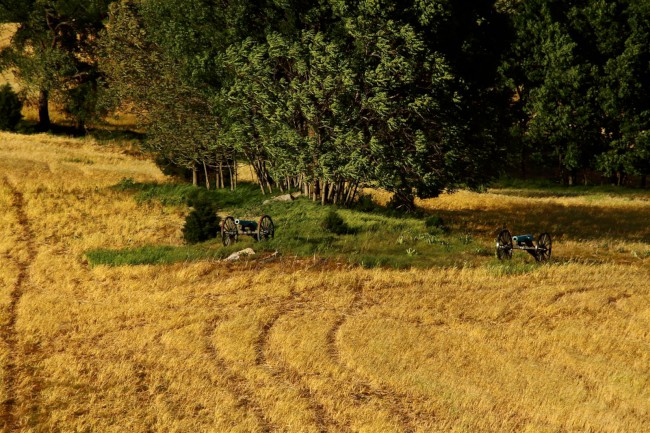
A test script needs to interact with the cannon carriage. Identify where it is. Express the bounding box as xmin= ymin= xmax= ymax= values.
xmin=495 ymin=228 xmax=552 ymax=262
xmin=220 ymin=214 xmax=274 ymax=246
